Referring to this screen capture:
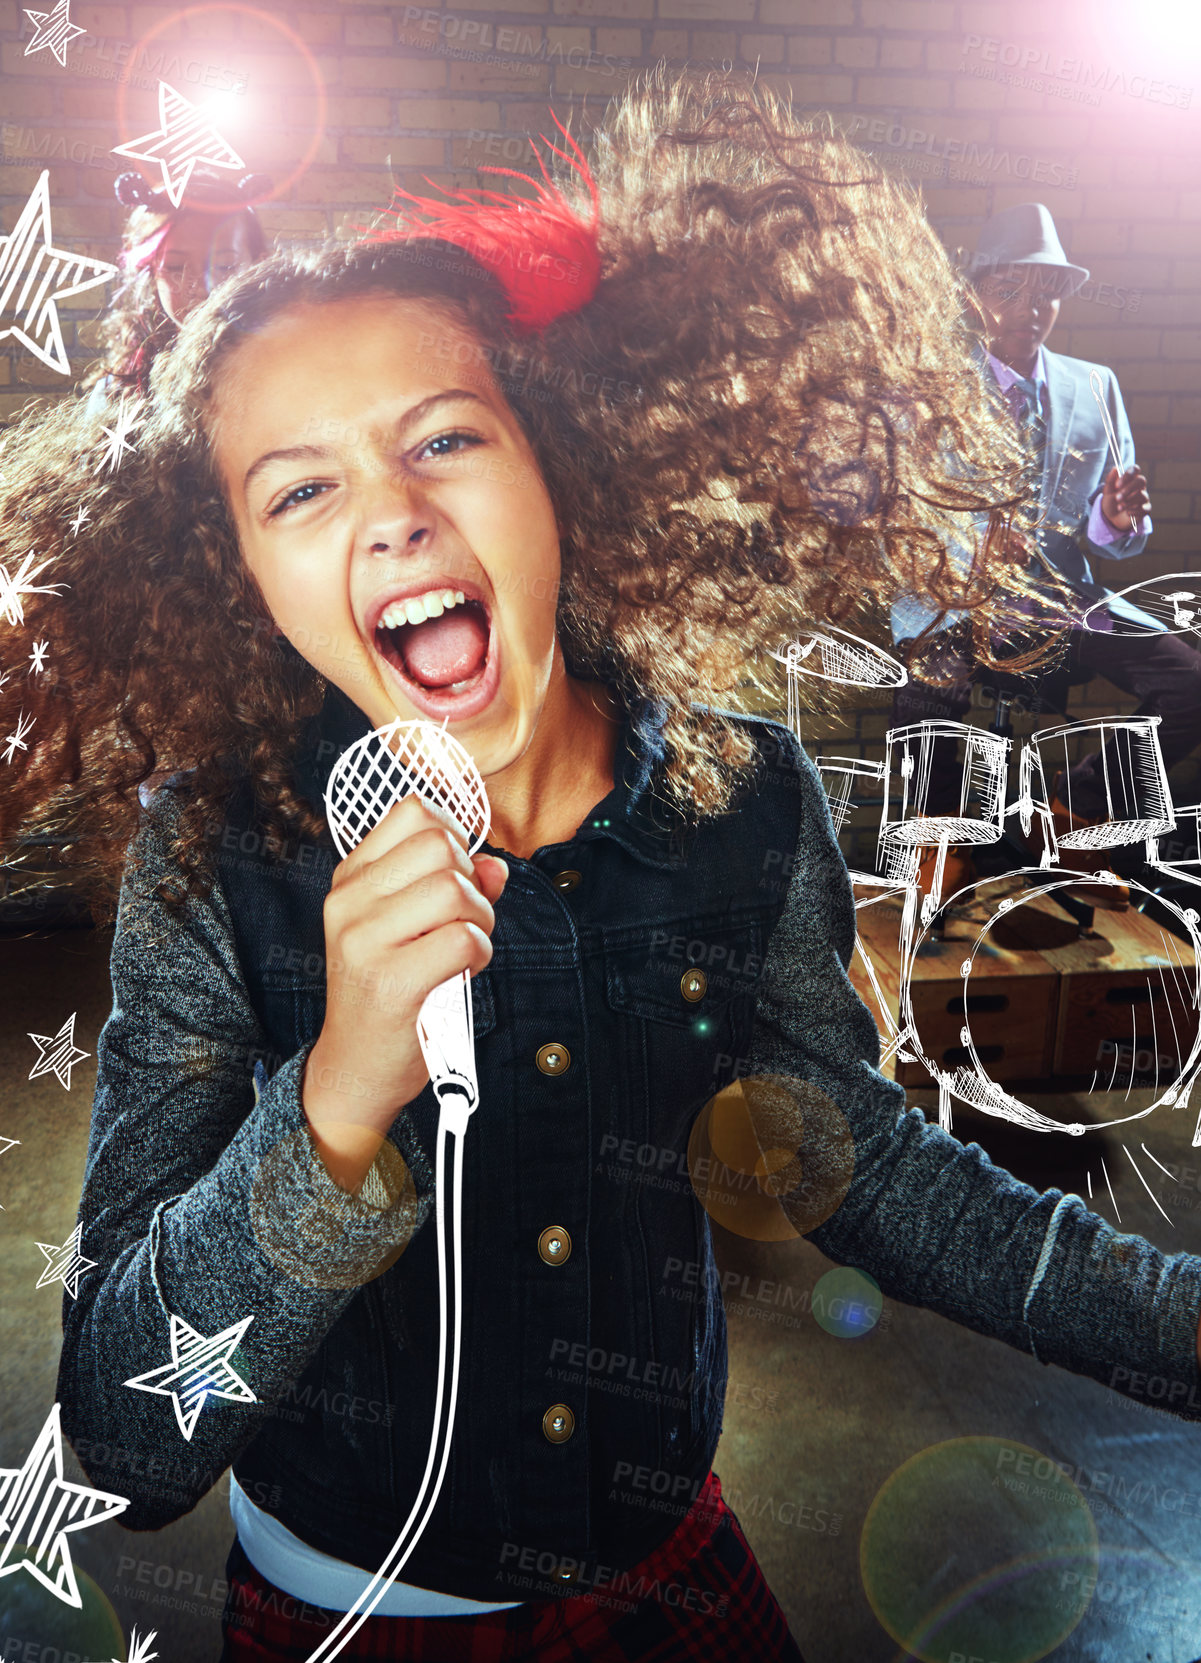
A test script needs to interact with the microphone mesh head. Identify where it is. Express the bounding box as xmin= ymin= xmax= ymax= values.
xmin=324 ymin=719 xmax=491 ymax=858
